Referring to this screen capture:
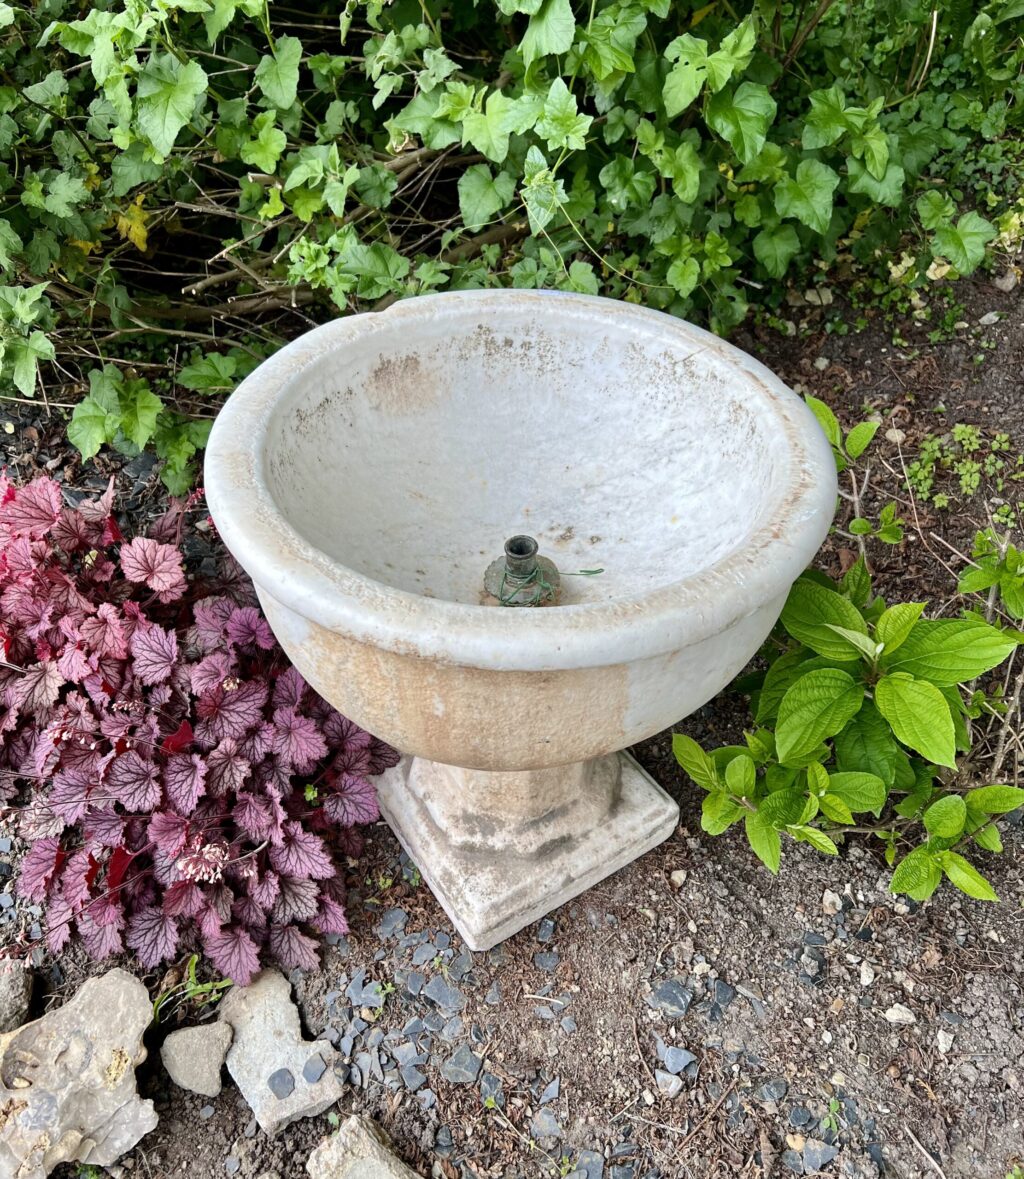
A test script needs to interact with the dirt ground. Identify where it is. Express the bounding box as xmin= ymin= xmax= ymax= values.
xmin=2 ymin=270 xmax=1023 ymax=1179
